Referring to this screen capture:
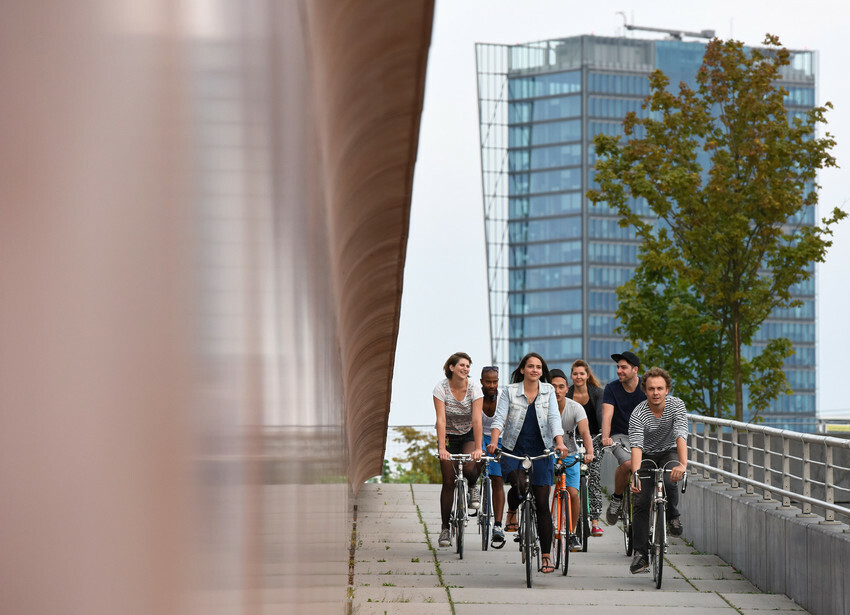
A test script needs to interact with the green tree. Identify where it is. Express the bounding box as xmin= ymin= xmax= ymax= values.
xmin=588 ymin=35 xmax=845 ymax=421
xmin=383 ymin=426 xmax=441 ymax=484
